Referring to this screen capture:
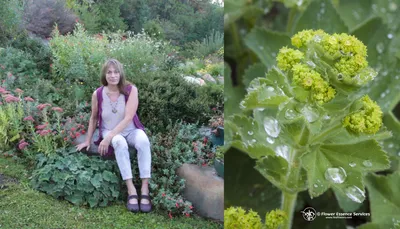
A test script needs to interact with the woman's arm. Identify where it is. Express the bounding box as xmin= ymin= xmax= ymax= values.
xmin=85 ymin=91 xmax=99 ymax=143
xmin=104 ymin=85 xmax=138 ymax=141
